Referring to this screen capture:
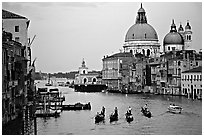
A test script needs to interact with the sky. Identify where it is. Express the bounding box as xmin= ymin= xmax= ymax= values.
xmin=2 ymin=2 xmax=202 ymax=73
